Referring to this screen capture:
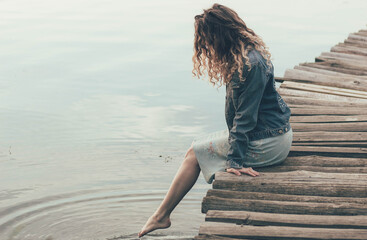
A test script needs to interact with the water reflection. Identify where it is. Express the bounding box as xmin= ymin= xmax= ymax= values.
xmin=70 ymin=94 xmax=204 ymax=141
xmin=0 ymin=187 xmax=205 ymax=240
